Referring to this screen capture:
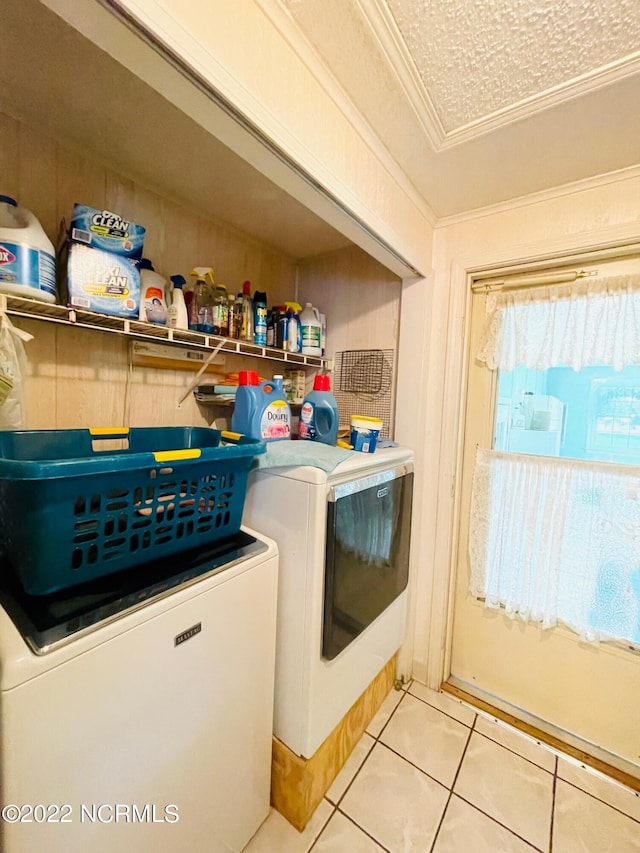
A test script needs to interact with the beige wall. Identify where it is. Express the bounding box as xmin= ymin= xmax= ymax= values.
xmin=297 ymin=246 xmax=402 ymax=361
xmin=297 ymin=245 xmax=403 ymax=434
xmin=10 ymin=0 xmax=424 ymax=442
